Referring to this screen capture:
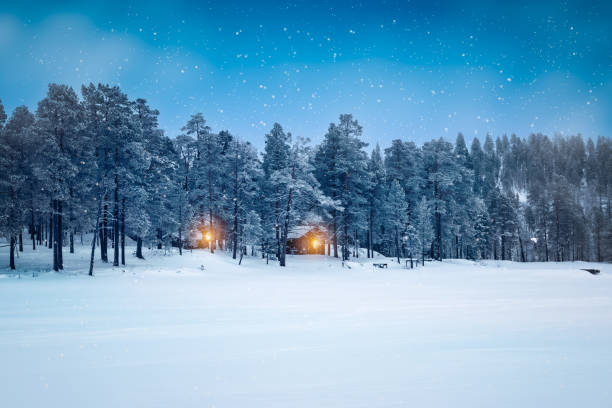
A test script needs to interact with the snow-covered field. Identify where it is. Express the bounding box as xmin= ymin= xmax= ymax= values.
xmin=1 ymin=243 xmax=612 ymax=407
